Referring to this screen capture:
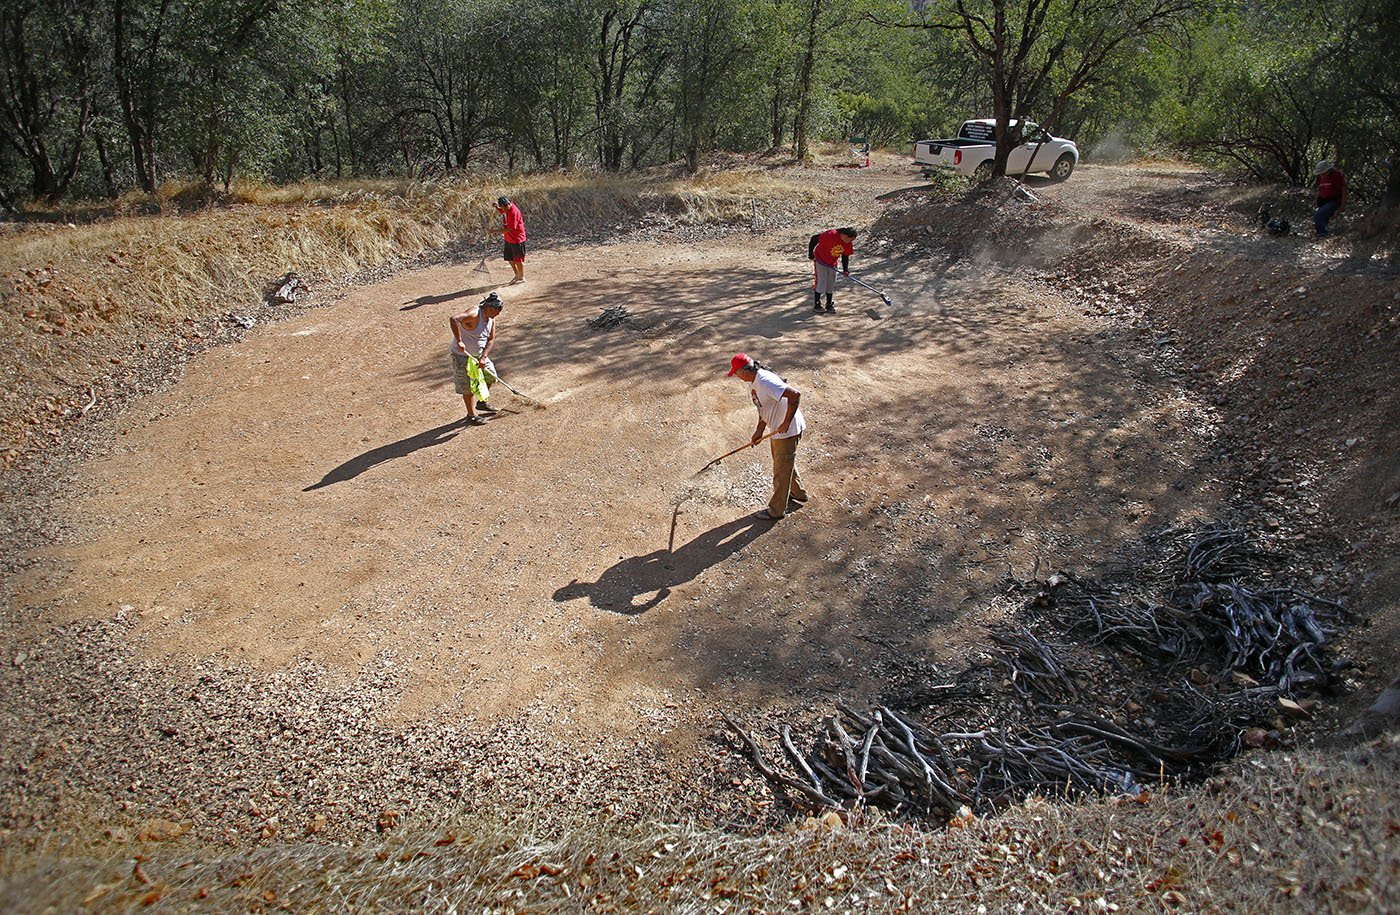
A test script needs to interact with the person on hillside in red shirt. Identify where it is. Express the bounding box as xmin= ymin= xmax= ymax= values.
xmin=1313 ymin=161 xmax=1347 ymax=238
xmin=808 ymin=226 xmax=858 ymax=313
xmin=492 ymin=195 xmax=528 ymax=283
